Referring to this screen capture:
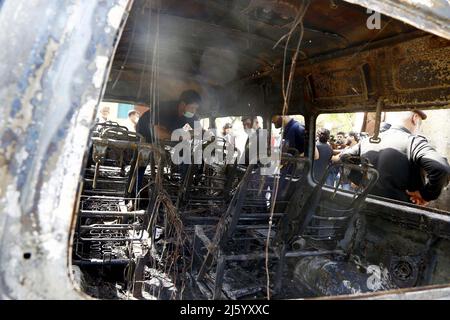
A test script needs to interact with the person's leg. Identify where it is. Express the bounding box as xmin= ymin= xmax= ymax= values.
xmin=136 ymin=166 xmax=146 ymax=196
xmin=341 ymin=183 xmax=352 ymax=191
xmin=326 ymin=171 xmax=336 ymax=187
